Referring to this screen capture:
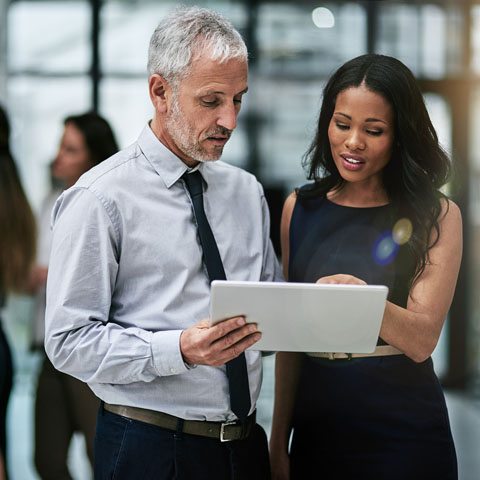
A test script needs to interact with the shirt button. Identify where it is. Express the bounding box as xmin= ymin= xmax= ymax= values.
xmin=170 ymin=368 xmax=176 ymax=374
